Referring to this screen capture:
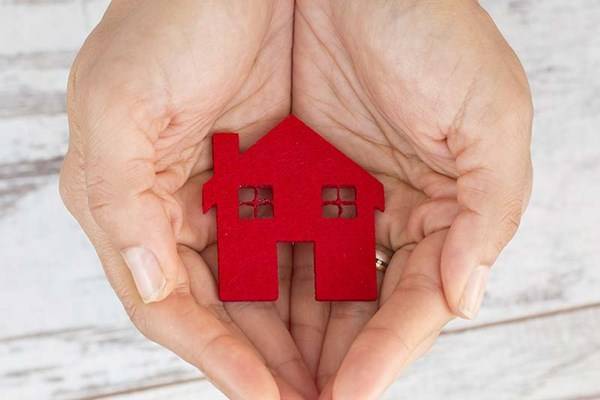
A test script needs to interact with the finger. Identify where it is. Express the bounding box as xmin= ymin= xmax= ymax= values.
xmin=318 ymin=332 xmax=437 ymax=400
xmin=332 ymin=230 xmax=453 ymax=400
xmin=316 ymin=272 xmax=383 ymax=390
xmin=181 ymin=244 xmax=250 ymax=345
xmin=290 ymin=242 xmax=330 ymax=378
xmin=379 ymin=247 xmax=411 ymax=304
xmin=276 ymin=242 xmax=293 ymax=326
xmin=382 ymin=197 xmax=459 ymax=303
xmin=202 ymin=244 xmax=319 ymax=400
xmin=443 ymin=105 xmax=533 ymax=318
xmin=153 ymin=248 xmax=282 ymax=400
xmin=184 ymin=245 xmax=327 ymax=400
xmin=319 ymin=332 xmax=439 ymax=400
xmin=173 ymin=172 xmax=218 ymax=252
xmin=71 ymin=79 xmax=185 ymax=304
xmin=60 ymin=175 xmax=280 ymax=400
xmin=148 ymin=297 xmax=280 ymax=400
